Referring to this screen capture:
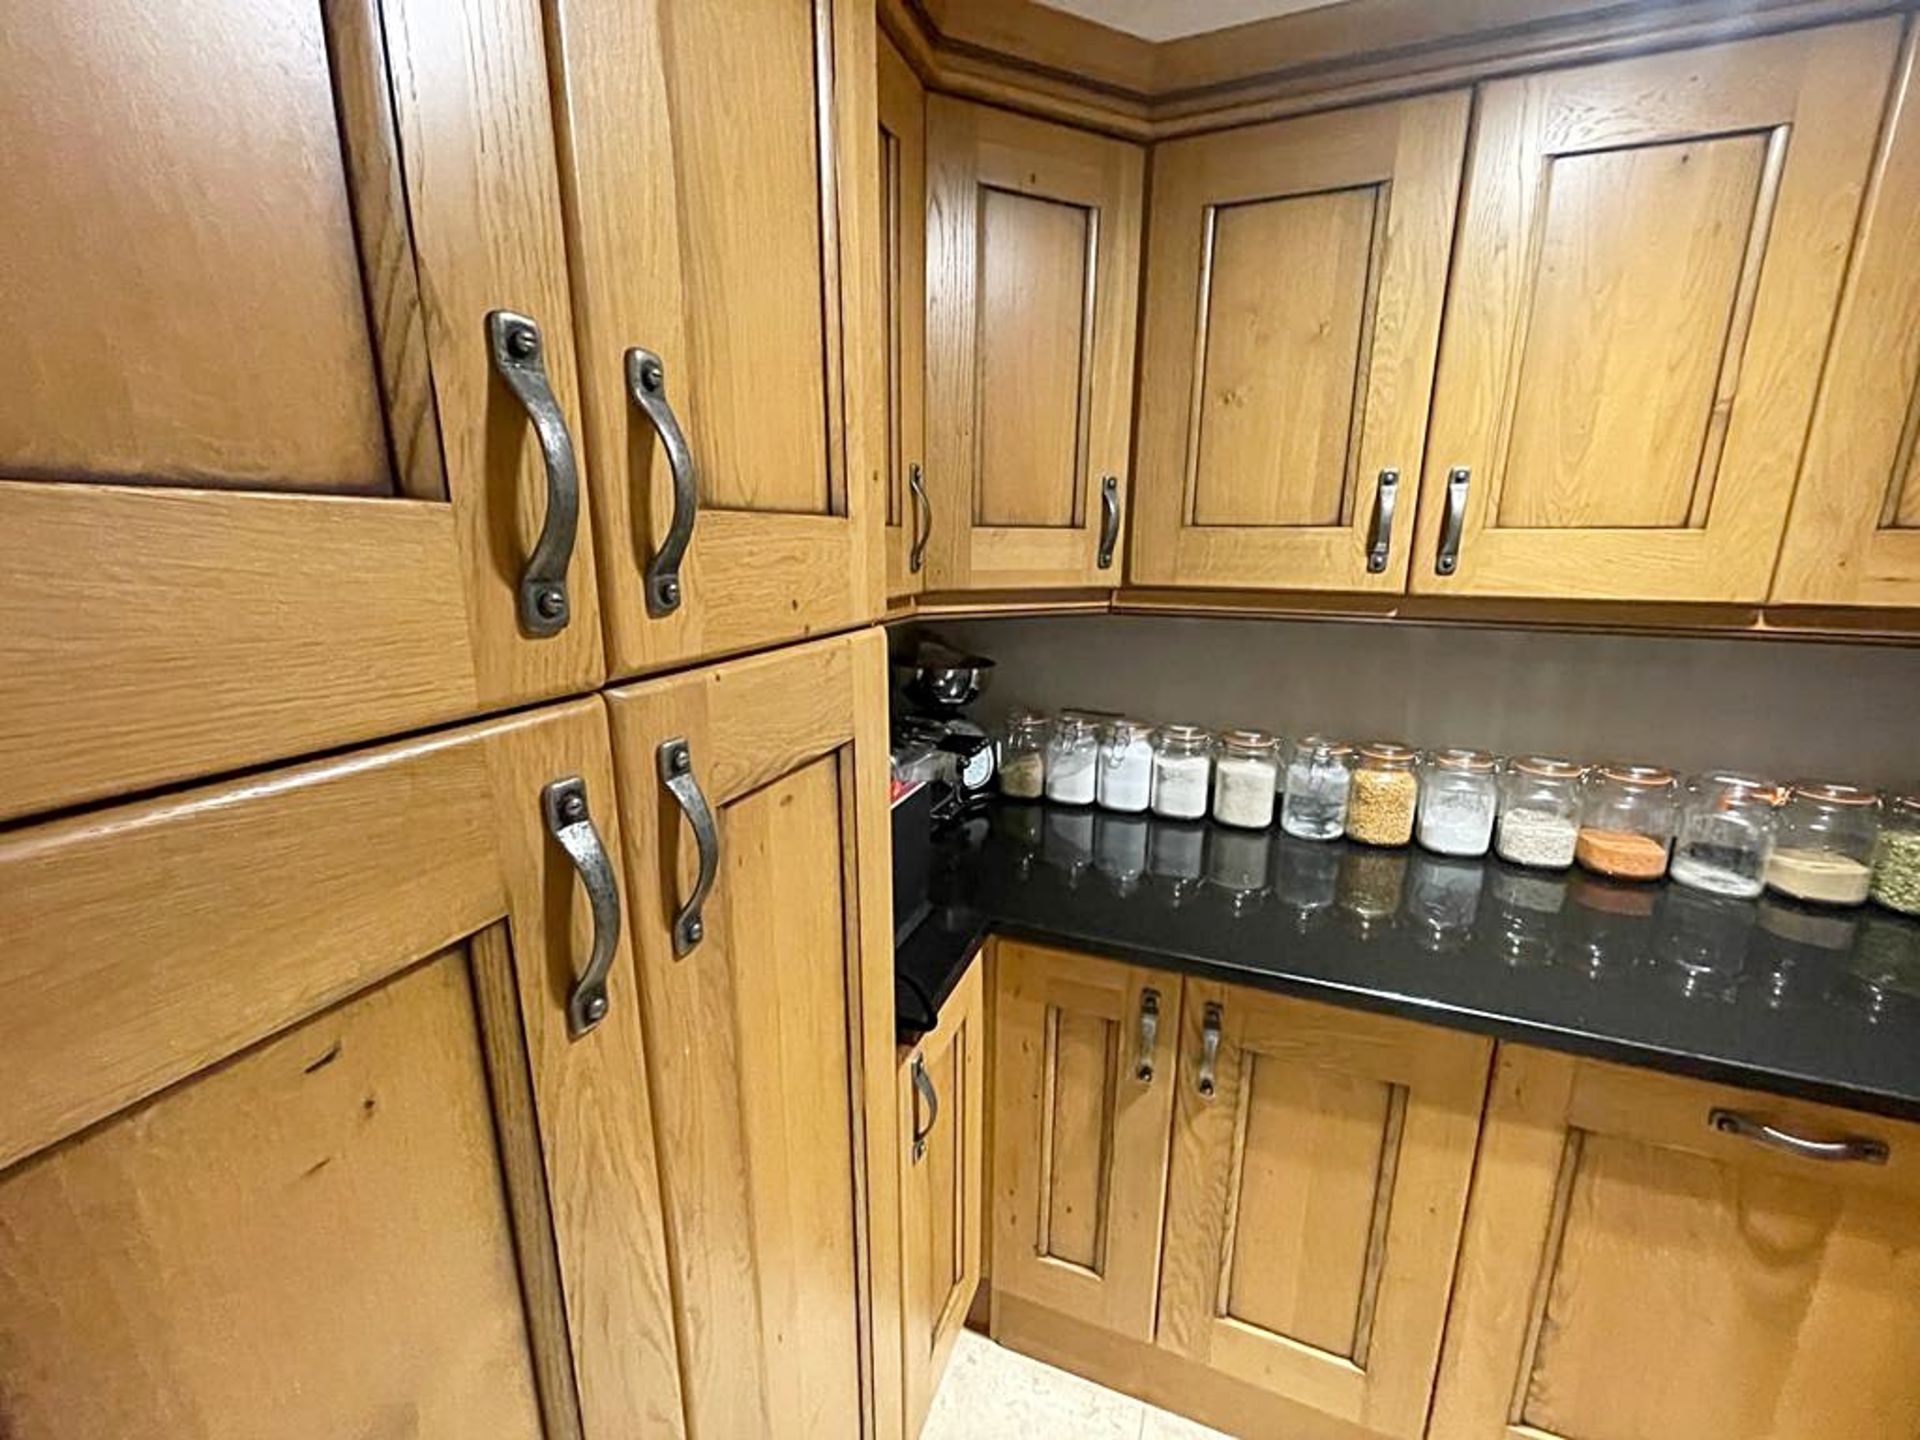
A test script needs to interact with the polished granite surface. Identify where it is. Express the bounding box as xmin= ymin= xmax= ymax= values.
xmin=909 ymin=801 xmax=1920 ymax=1122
